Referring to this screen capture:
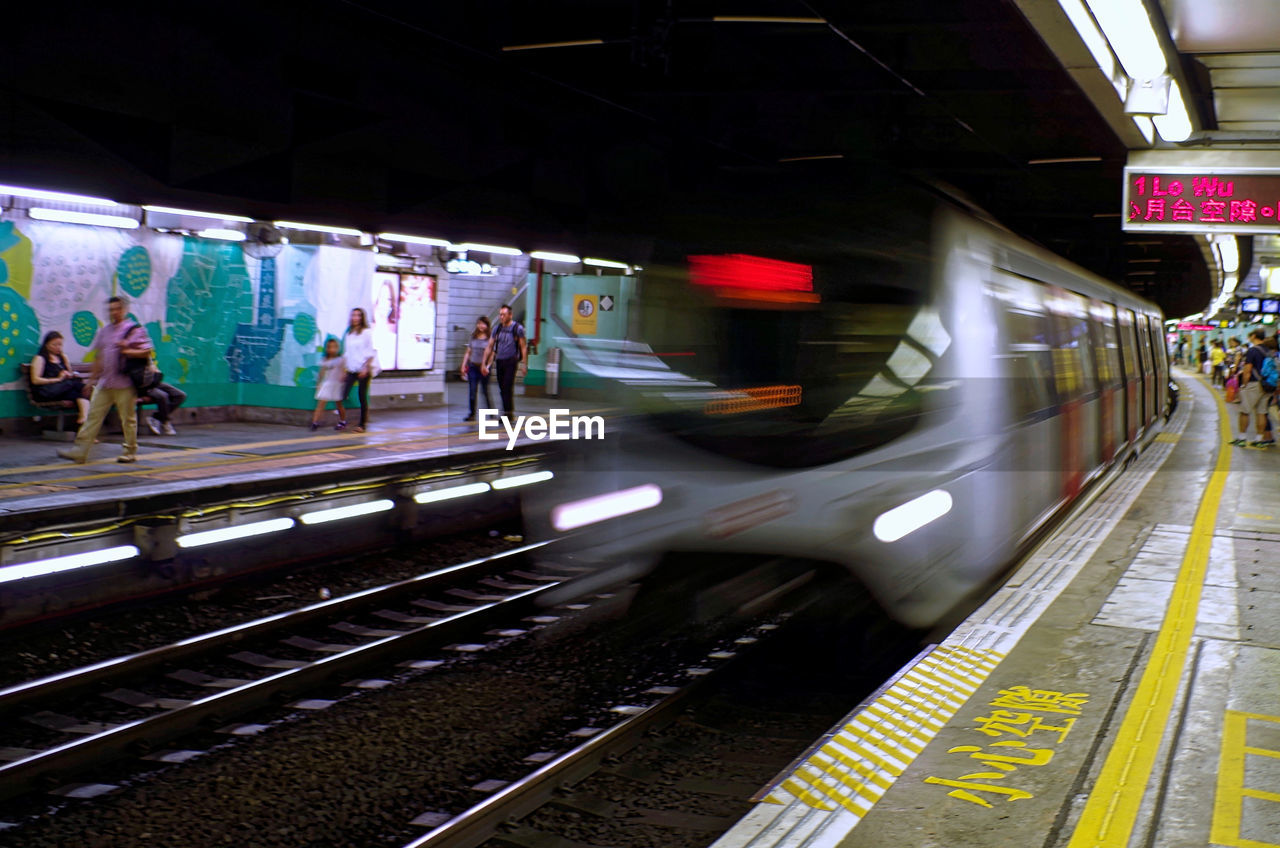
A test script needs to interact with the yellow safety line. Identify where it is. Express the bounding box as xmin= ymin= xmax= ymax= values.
xmin=0 ymin=431 xmax=459 ymax=492
xmin=0 ymin=420 xmax=466 ymax=481
xmin=1212 ymin=711 xmax=1248 ymax=848
xmin=1067 ymin=375 xmax=1232 ymax=848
